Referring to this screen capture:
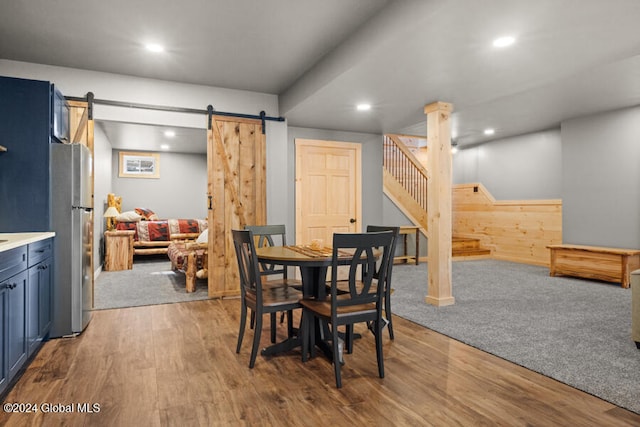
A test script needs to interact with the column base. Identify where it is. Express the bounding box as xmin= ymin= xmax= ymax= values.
xmin=425 ymin=295 xmax=455 ymax=307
